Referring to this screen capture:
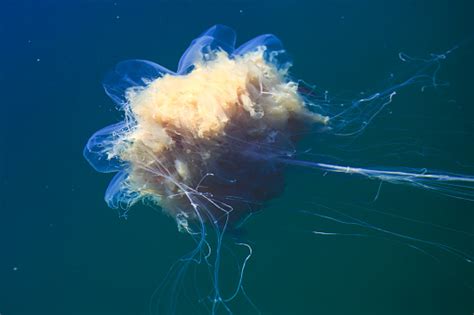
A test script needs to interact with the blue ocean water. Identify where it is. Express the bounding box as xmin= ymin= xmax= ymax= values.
xmin=1 ymin=0 xmax=473 ymax=314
